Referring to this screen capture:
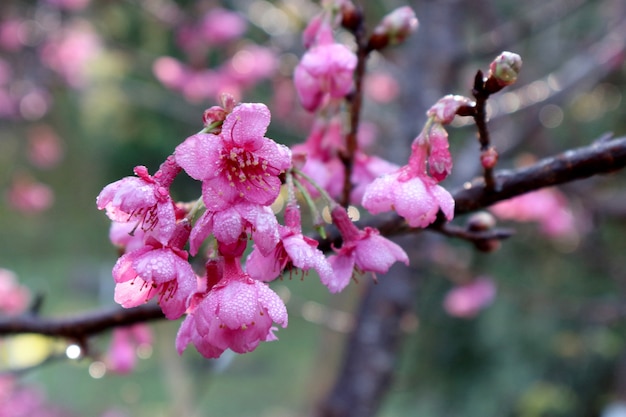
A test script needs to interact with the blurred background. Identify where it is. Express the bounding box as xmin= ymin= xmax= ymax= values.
xmin=0 ymin=0 xmax=625 ymax=416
